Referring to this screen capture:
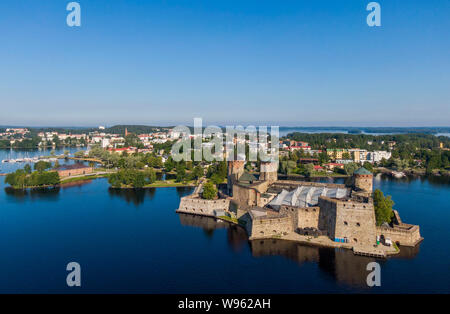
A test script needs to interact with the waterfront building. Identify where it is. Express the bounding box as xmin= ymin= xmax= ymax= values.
xmin=54 ymin=164 xmax=93 ymax=178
